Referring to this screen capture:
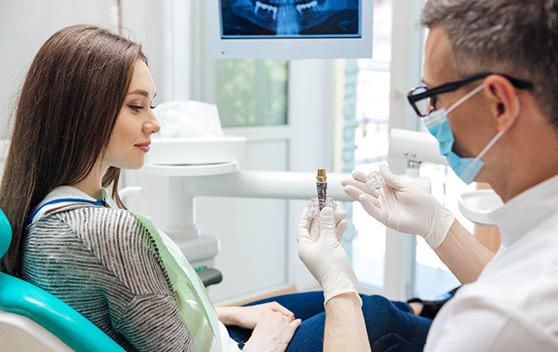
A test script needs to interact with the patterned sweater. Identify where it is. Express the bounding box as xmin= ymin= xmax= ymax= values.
xmin=22 ymin=204 xmax=193 ymax=351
